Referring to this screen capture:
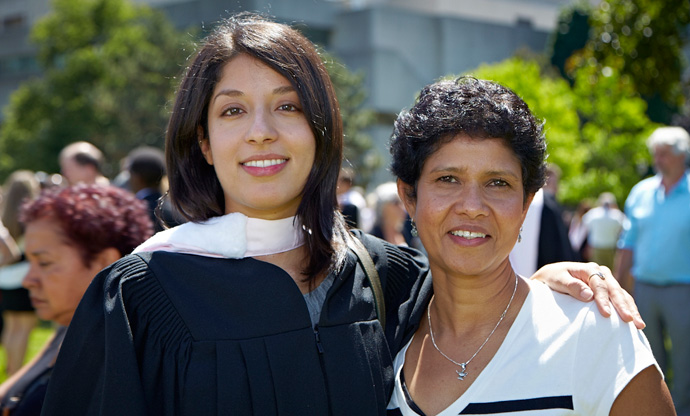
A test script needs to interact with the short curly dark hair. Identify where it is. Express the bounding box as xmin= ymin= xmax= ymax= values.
xmin=20 ymin=184 xmax=154 ymax=267
xmin=390 ymin=77 xmax=547 ymax=201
